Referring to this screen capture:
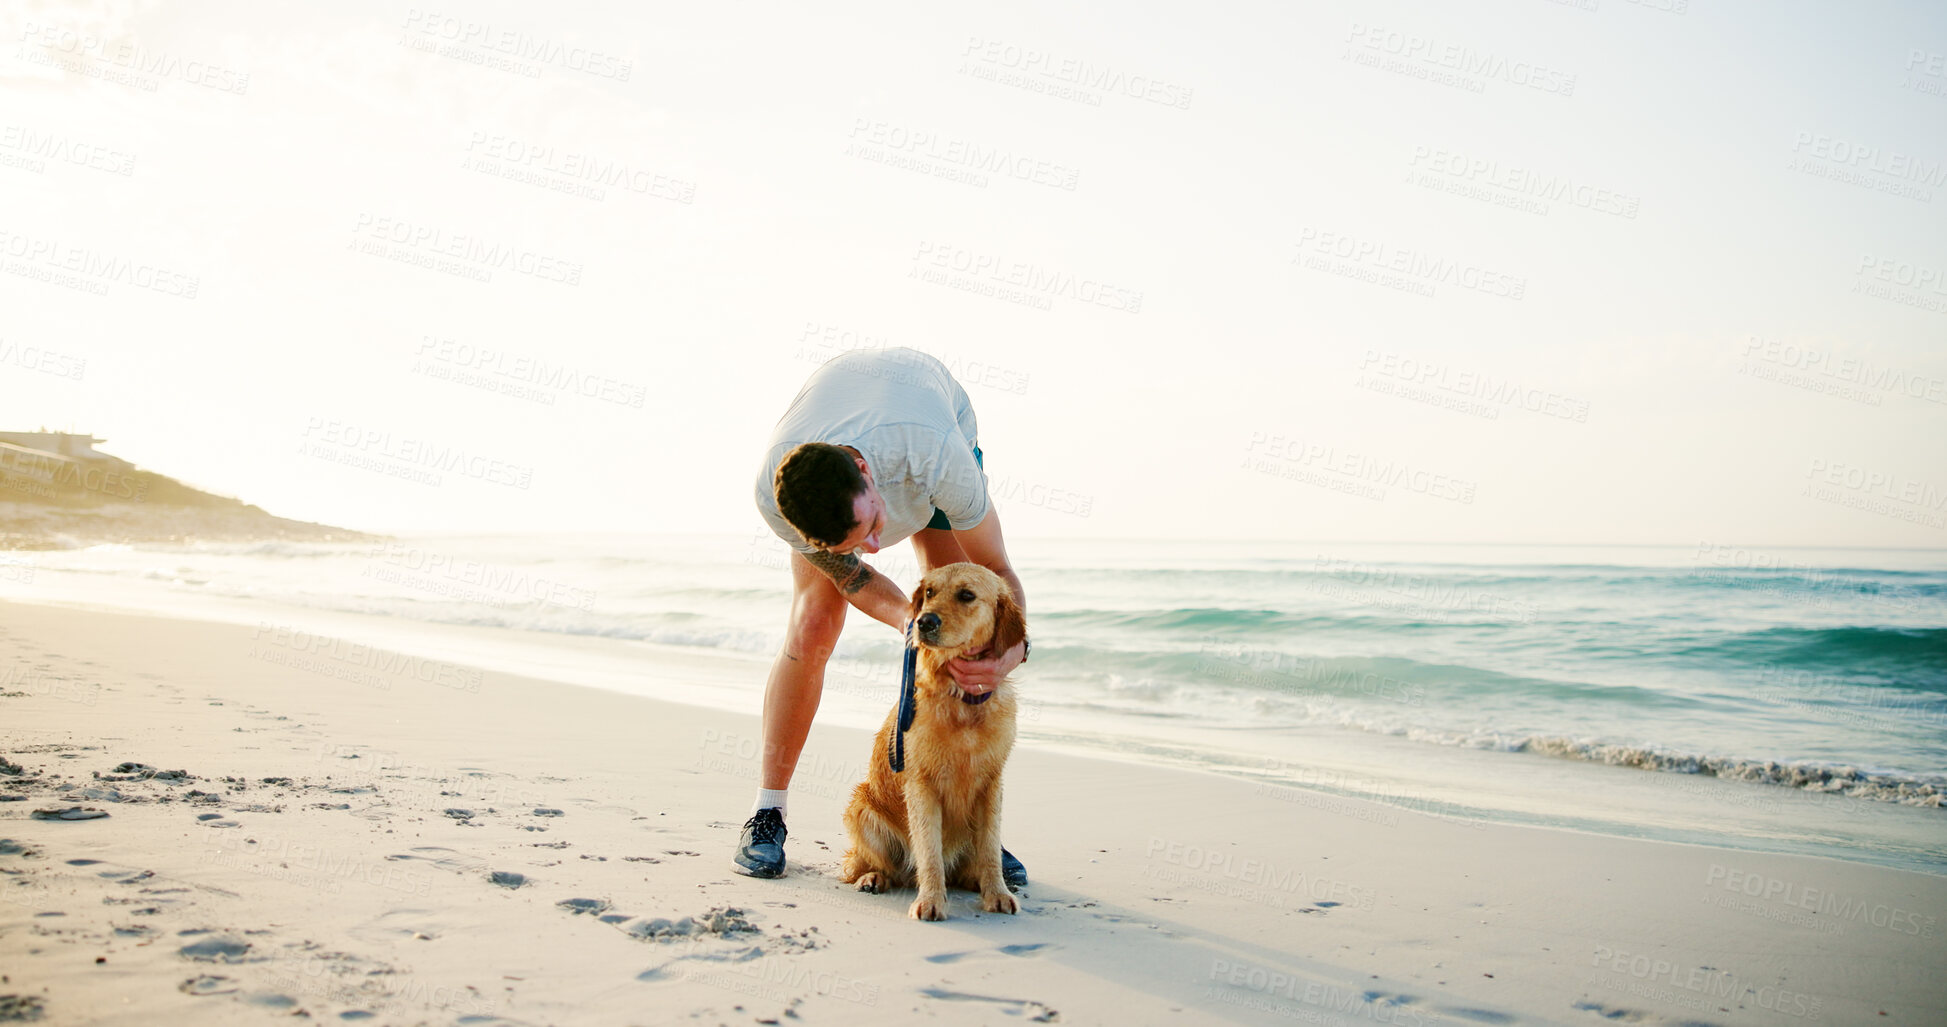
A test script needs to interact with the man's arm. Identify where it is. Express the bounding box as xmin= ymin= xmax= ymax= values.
xmin=953 ymin=507 xmax=1025 ymax=614
xmin=945 ymin=509 xmax=1027 ymax=689
xmin=800 ymin=548 xmax=911 ymax=631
